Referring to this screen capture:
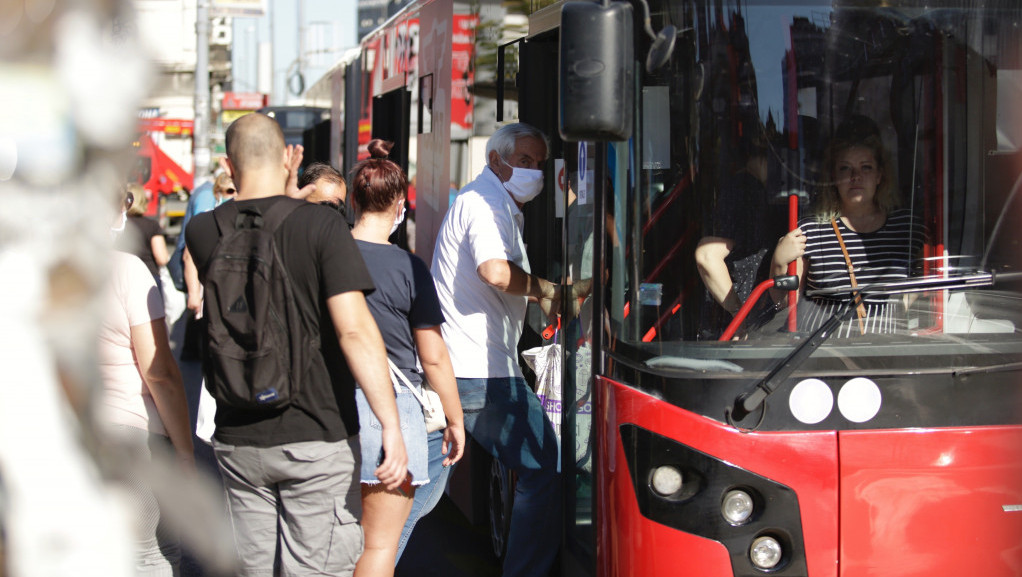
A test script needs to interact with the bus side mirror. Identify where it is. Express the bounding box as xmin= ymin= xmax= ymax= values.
xmin=559 ymin=1 xmax=634 ymax=142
